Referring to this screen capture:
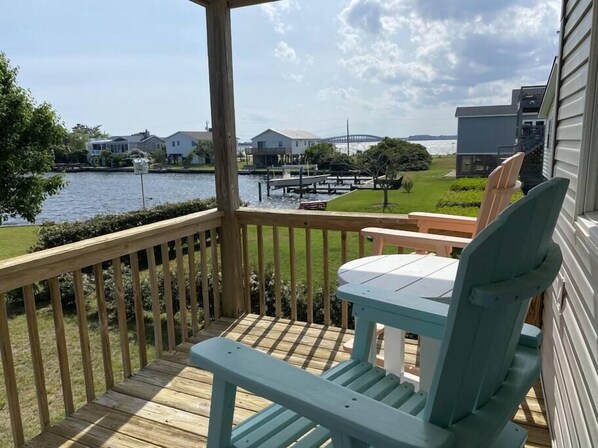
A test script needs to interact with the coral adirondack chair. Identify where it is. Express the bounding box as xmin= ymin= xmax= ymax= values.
xmin=190 ymin=177 xmax=568 ymax=448
xmin=363 ymin=152 xmax=525 ymax=257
